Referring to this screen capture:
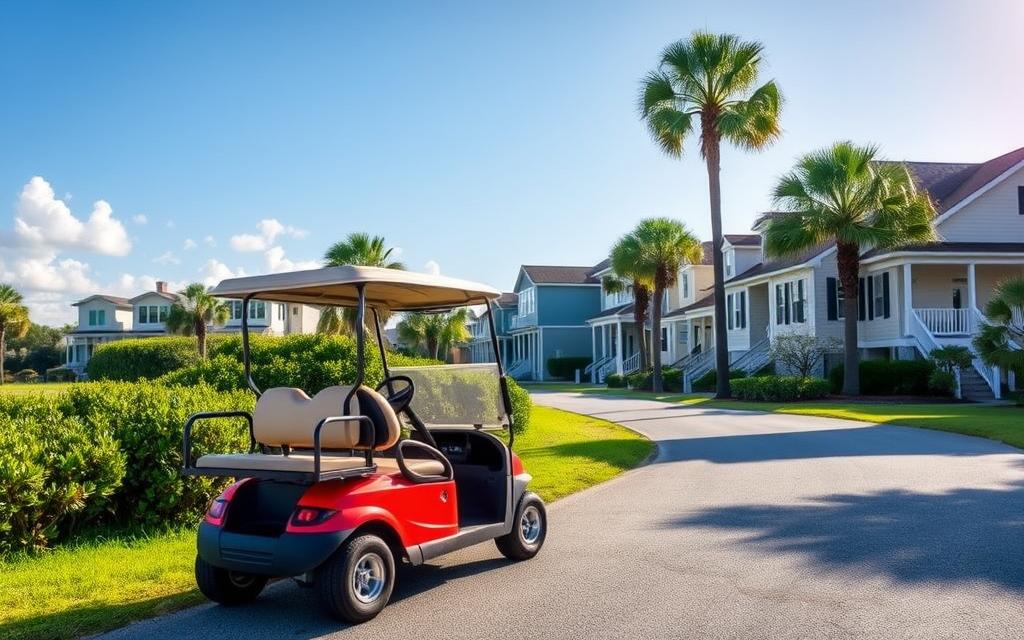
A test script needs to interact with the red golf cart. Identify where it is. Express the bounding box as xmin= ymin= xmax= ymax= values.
xmin=181 ymin=266 xmax=545 ymax=623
